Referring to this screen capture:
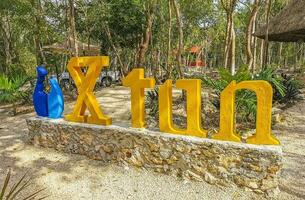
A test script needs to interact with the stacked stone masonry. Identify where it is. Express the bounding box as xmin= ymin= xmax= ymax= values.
xmin=26 ymin=117 xmax=282 ymax=196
